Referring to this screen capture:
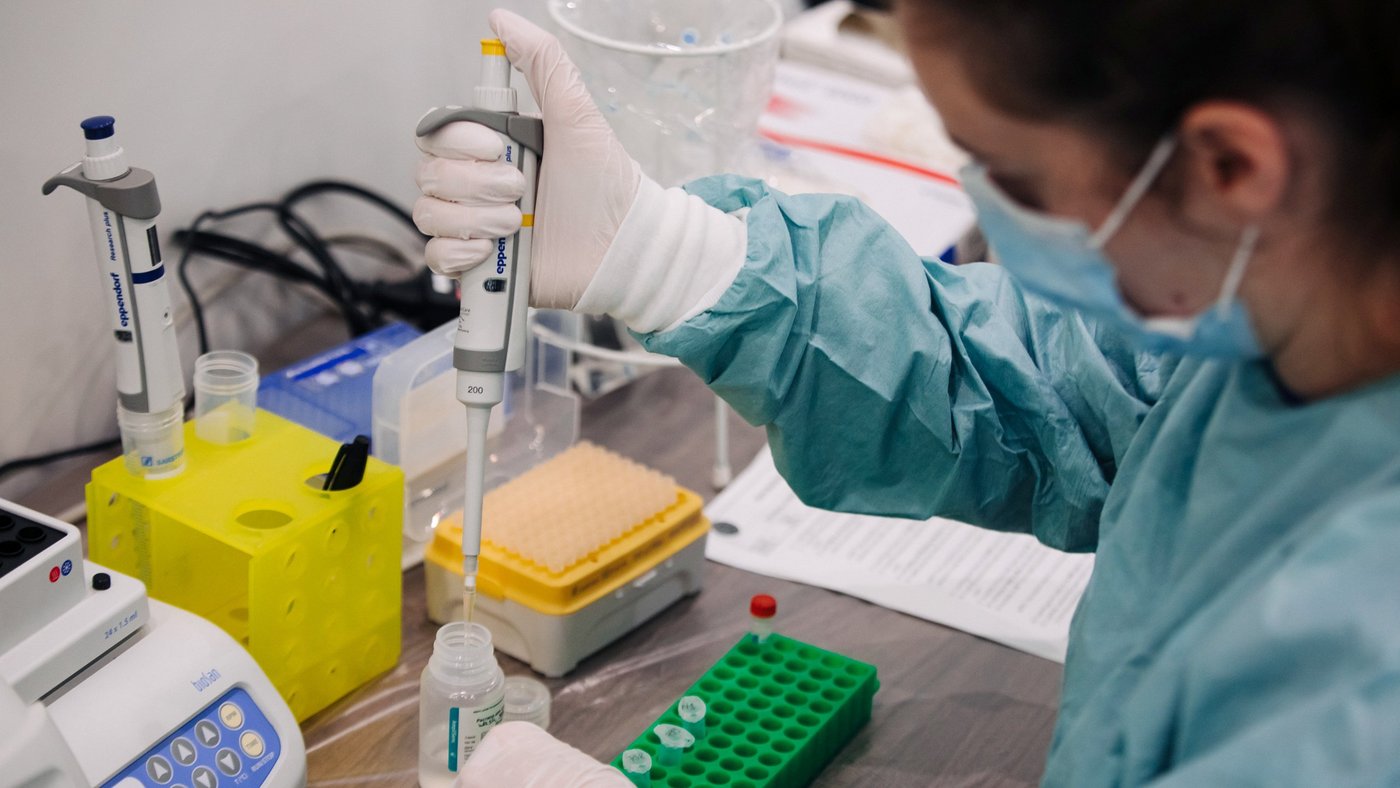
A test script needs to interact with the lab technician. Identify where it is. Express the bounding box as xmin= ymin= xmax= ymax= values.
xmin=412 ymin=3 xmax=1400 ymax=784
